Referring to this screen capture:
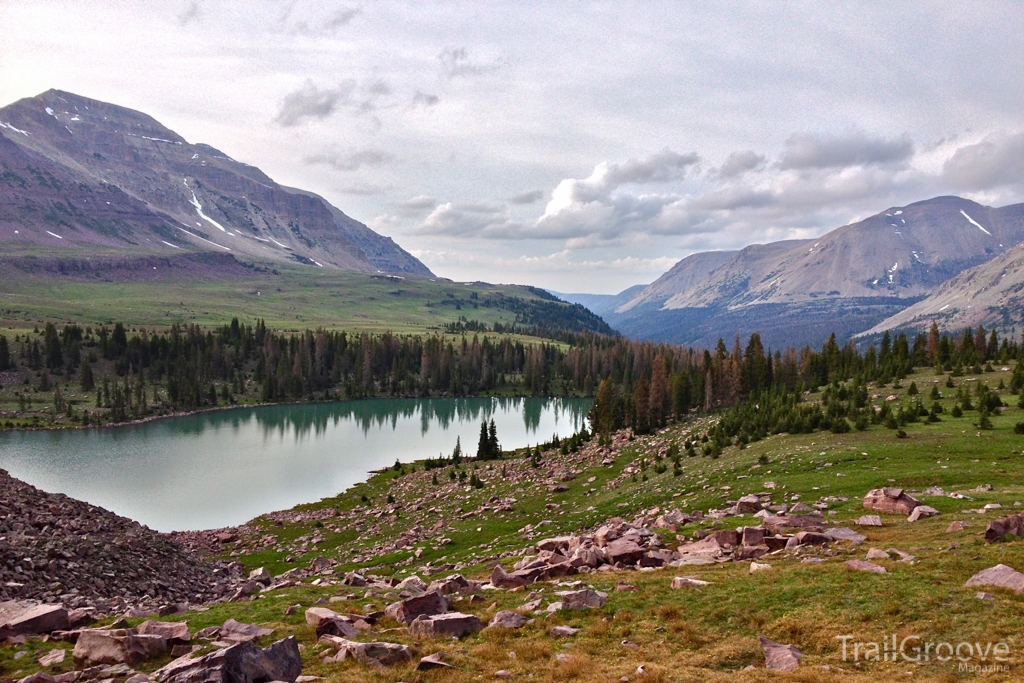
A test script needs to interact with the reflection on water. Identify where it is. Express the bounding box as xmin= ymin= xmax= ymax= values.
xmin=0 ymin=397 xmax=590 ymax=532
